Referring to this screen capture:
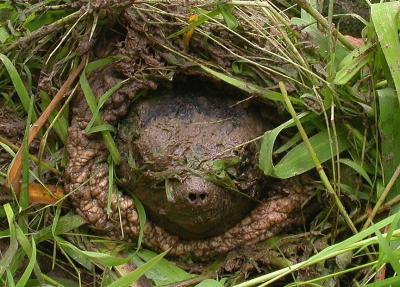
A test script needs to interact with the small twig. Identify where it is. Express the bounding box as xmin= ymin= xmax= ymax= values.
xmin=279 ymin=82 xmax=358 ymax=235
